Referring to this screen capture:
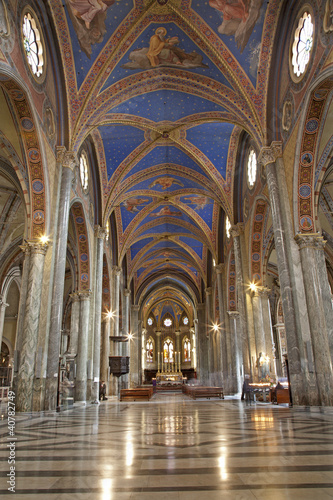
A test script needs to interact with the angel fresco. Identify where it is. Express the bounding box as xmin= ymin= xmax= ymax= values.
xmin=66 ymin=0 xmax=115 ymax=58
xmin=183 ymin=196 xmax=210 ymax=210
xmin=149 ymin=177 xmax=184 ymax=190
xmin=210 ymin=0 xmax=264 ymax=53
xmin=149 ymin=206 xmax=182 ymax=217
xmin=122 ymin=197 xmax=149 ymax=213
xmin=122 ymin=27 xmax=208 ymax=70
